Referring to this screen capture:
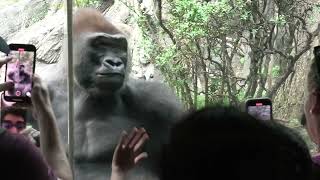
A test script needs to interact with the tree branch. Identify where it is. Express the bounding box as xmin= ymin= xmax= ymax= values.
xmin=155 ymin=0 xmax=176 ymax=44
